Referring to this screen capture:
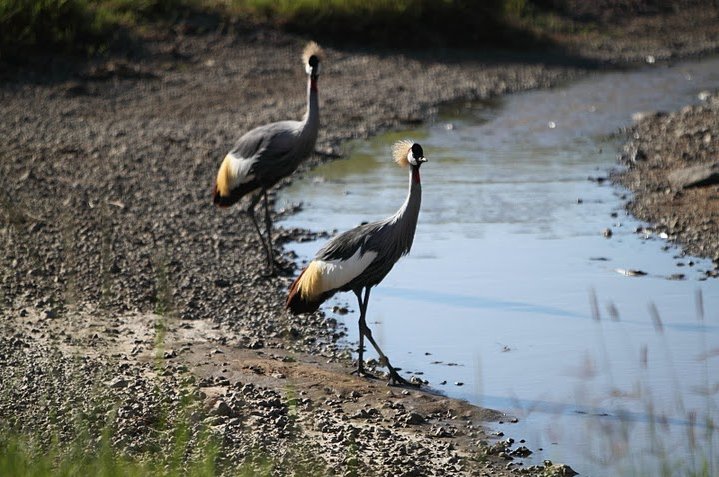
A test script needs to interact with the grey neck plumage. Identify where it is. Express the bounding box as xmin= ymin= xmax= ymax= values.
xmin=387 ymin=165 xmax=422 ymax=257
